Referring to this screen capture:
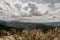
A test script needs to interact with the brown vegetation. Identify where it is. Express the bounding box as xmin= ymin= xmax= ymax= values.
xmin=0 ymin=27 xmax=60 ymax=40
